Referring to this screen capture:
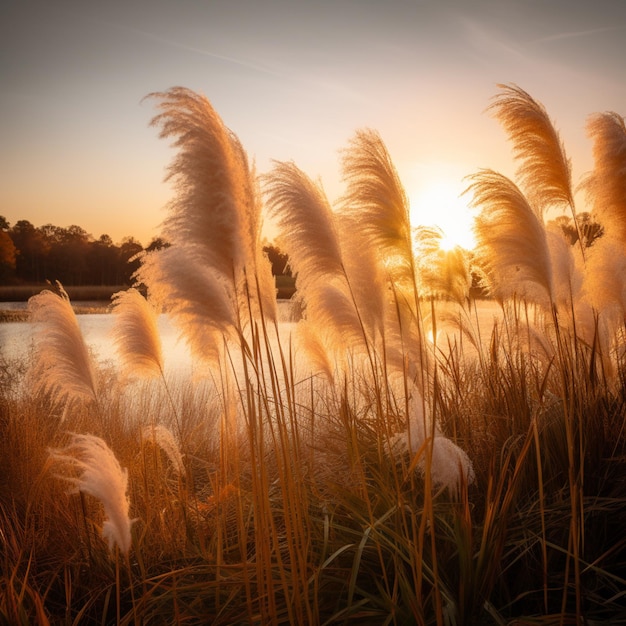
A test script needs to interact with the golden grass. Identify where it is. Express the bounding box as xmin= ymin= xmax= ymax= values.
xmin=2 ymin=295 xmax=625 ymax=624
xmin=2 ymin=84 xmax=625 ymax=624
